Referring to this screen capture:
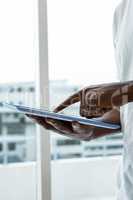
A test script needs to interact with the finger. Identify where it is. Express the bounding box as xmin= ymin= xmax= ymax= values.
xmin=80 ymin=105 xmax=101 ymax=117
xmin=46 ymin=119 xmax=93 ymax=140
xmin=26 ymin=114 xmax=52 ymax=129
xmin=101 ymin=108 xmax=120 ymax=124
xmin=72 ymin=121 xmax=94 ymax=139
xmin=53 ymin=84 xmax=106 ymax=113
xmin=80 ymin=106 xmax=112 ymax=118
xmin=53 ymin=85 xmax=101 ymax=113
xmin=45 ymin=118 xmax=73 ymax=134
xmin=26 ymin=114 xmax=44 ymax=123
xmin=72 ymin=121 xmax=92 ymax=133
xmin=53 ymin=91 xmax=81 ymax=113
